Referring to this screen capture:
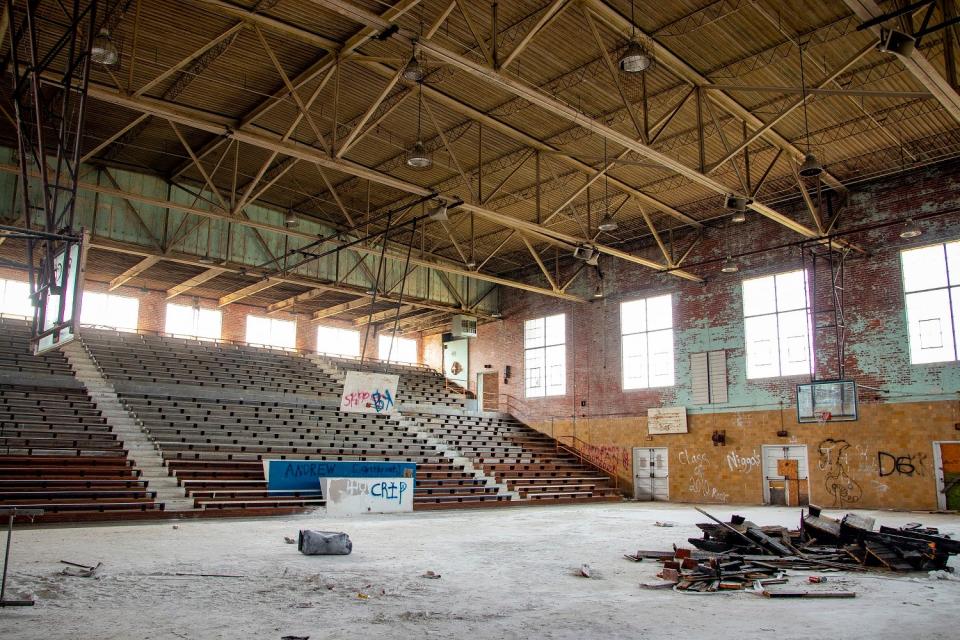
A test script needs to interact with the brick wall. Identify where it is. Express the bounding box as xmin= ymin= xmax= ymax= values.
xmin=468 ymin=160 xmax=960 ymax=509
